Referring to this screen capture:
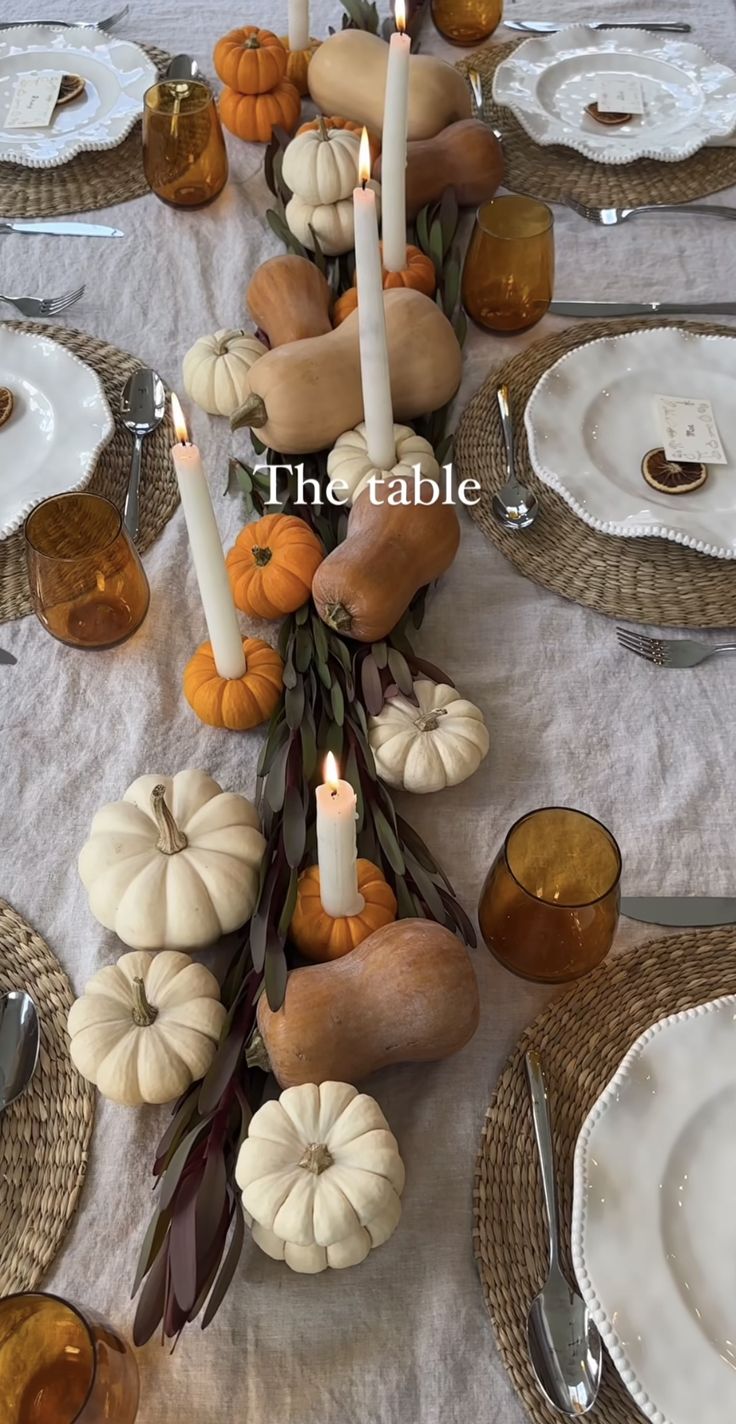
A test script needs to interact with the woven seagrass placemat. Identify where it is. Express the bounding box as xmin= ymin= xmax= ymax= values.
xmin=457 ymin=42 xmax=736 ymax=206
xmin=0 ymin=43 xmax=169 ymax=218
xmin=455 ymin=317 xmax=736 ymax=627
xmin=475 ymin=927 xmax=736 ymax=1424
xmin=0 ymin=899 xmax=94 ymax=1293
xmin=0 ymin=320 xmax=178 ymax=624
